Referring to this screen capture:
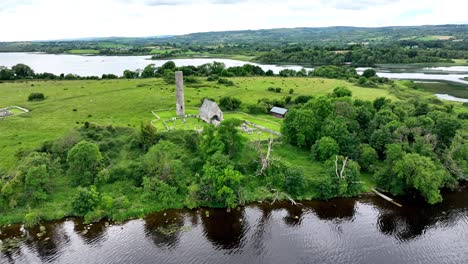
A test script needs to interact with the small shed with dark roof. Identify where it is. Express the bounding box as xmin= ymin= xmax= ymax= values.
xmin=270 ymin=106 xmax=288 ymax=118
